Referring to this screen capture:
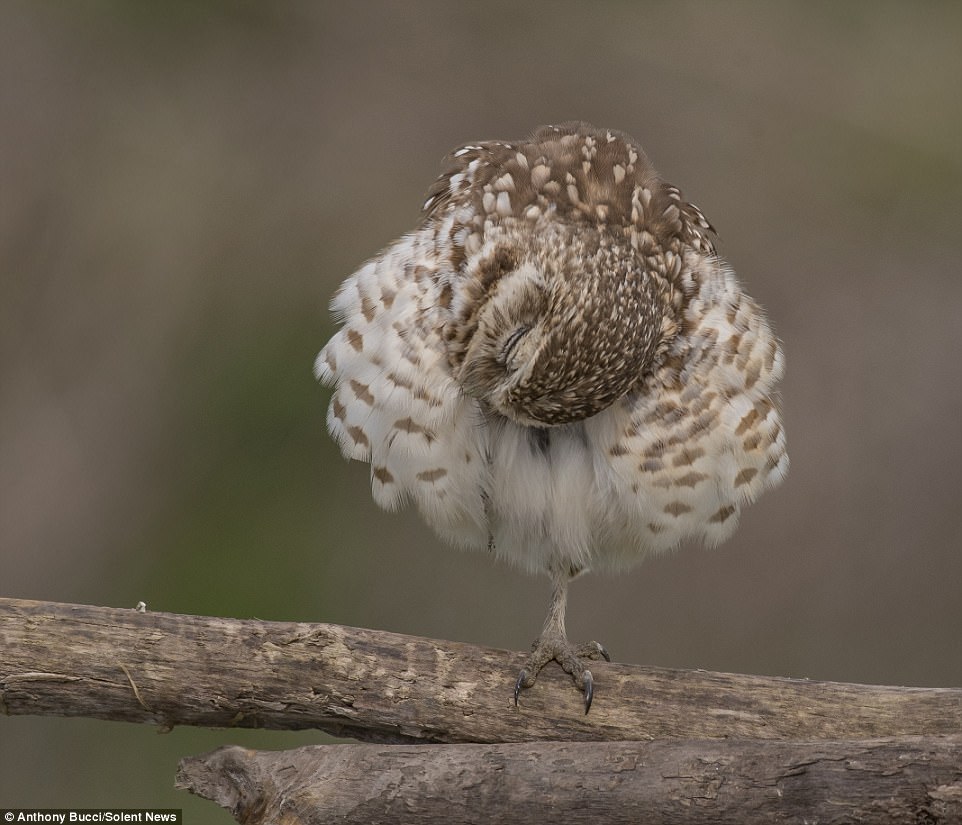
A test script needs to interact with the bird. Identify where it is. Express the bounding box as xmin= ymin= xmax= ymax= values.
xmin=315 ymin=122 xmax=787 ymax=713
